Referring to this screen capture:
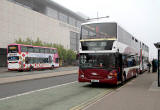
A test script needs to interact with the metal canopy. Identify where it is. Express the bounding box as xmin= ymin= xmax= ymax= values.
xmin=154 ymin=42 xmax=160 ymax=87
xmin=154 ymin=42 xmax=160 ymax=49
